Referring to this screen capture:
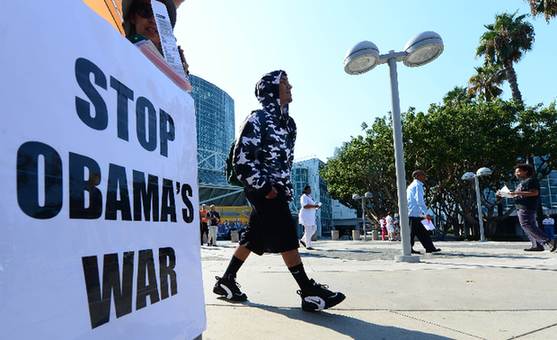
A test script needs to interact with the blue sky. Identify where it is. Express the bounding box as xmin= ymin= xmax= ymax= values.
xmin=176 ymin=1 xmax=556 ymax=161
